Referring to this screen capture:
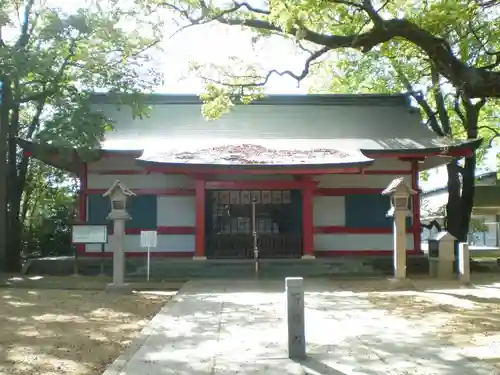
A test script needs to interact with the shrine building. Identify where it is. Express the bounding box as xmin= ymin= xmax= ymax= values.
xmin=21 ymin=93 xmax=480 ymax=260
